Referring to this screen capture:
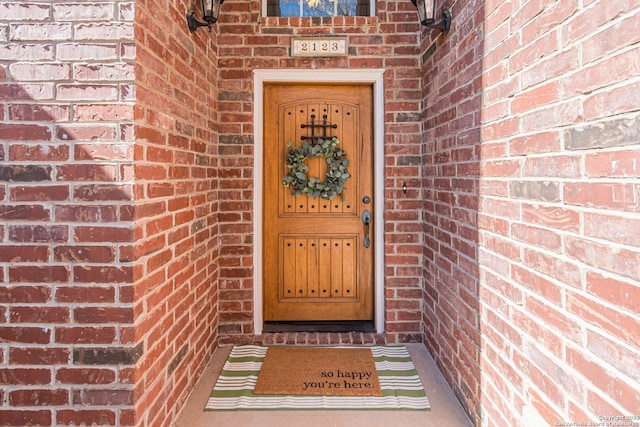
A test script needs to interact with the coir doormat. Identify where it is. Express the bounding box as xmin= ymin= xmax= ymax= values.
xmin=205 ymin=345 xmax=431 ymax=411
xmin=253 ymin=347 xmax=382 ymax=396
